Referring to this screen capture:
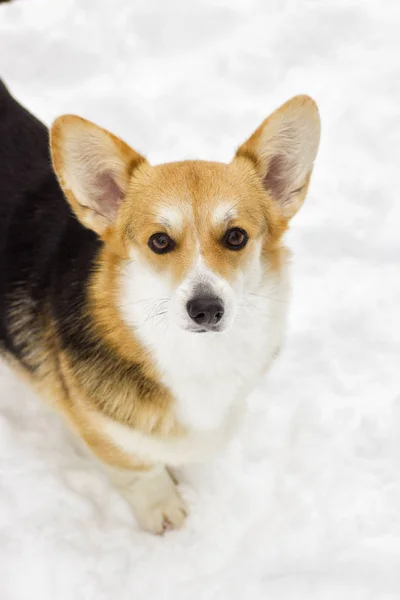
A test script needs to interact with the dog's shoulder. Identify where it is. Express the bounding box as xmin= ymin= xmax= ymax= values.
xmin=0 ymin=81 xmax=99 ymax=371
